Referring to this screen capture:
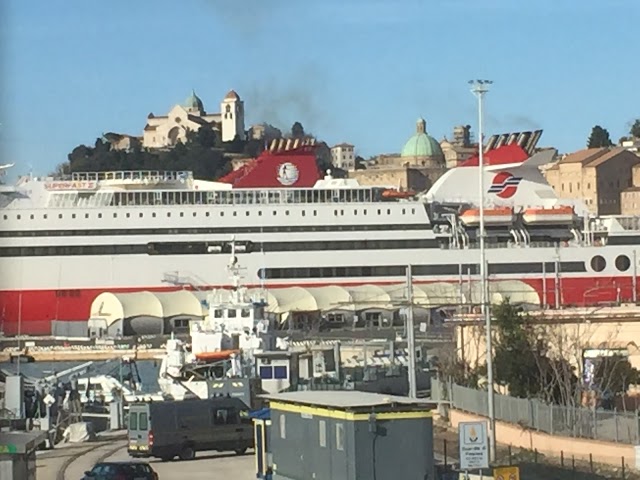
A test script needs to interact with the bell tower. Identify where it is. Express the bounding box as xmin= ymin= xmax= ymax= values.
xmin=220 ymin=90 xmax=246 ymax=142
